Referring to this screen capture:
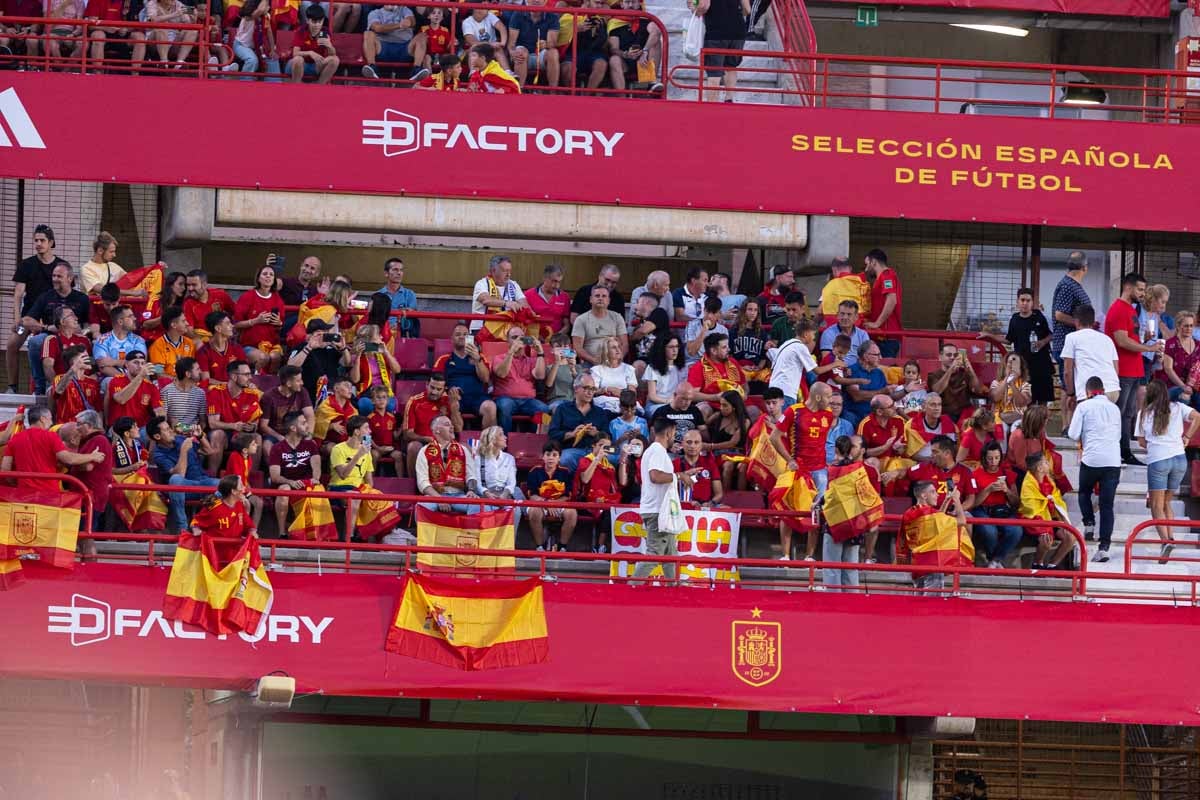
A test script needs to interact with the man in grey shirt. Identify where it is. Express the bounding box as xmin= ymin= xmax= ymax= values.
xmin=361 ymin=4 xmax=430 ymax=82
xmin=1066 ymin=376 xmax=1122 ymax=562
